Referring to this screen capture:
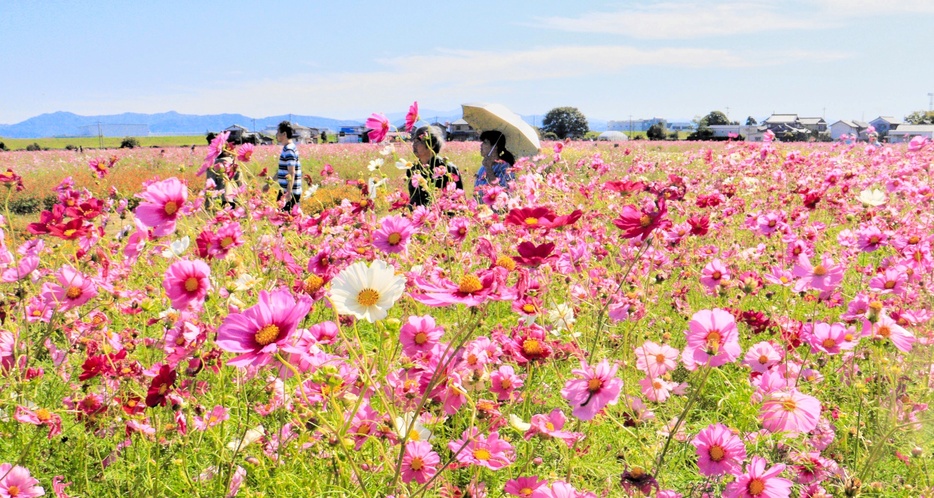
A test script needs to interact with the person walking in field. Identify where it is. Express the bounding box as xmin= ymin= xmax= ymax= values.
xmin=275 ymin=121 xmax=302 ymax=212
